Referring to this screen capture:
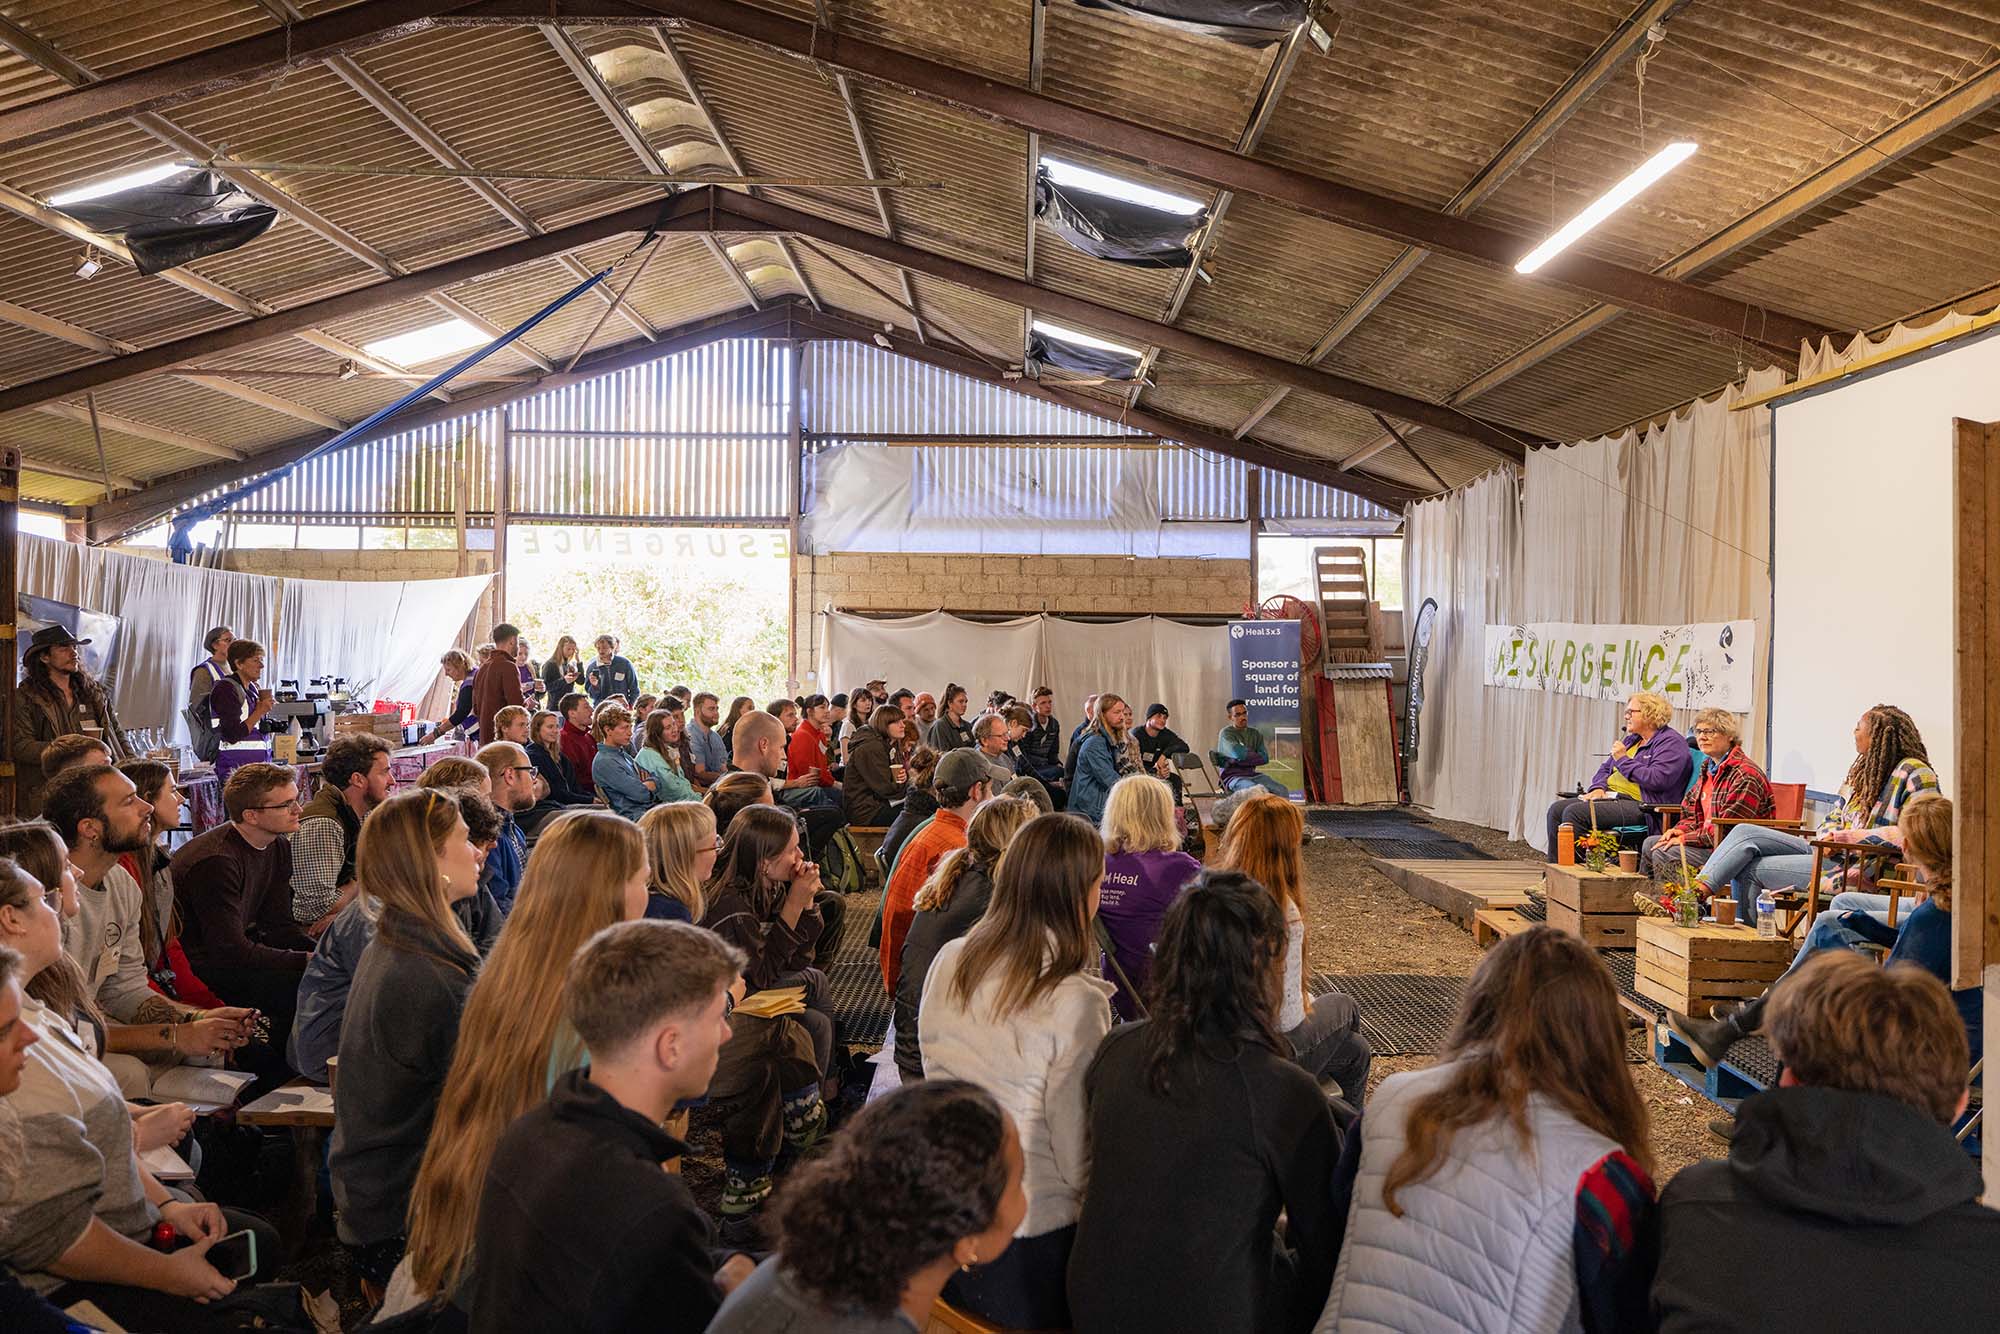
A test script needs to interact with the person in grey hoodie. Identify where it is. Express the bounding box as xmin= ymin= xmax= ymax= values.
xmin=329 ymin=790 xmax=486 ymax=1288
